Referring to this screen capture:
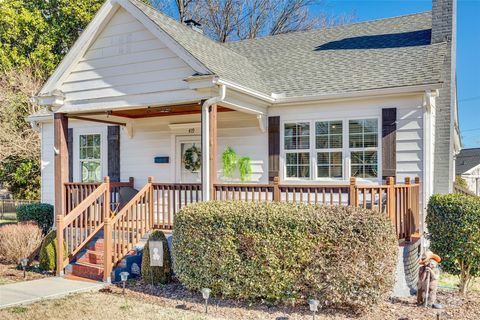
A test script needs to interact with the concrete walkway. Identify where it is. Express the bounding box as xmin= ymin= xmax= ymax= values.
xmin=0 ymin=277 xmax=105 ymax=309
